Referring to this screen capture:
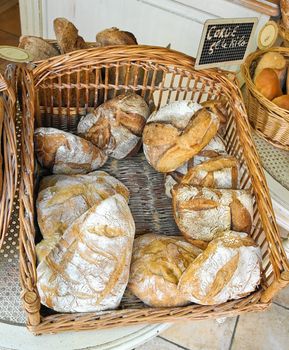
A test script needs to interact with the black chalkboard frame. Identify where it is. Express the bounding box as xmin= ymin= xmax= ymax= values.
xmin=195 ymin=17 xmax=258 ymax=70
